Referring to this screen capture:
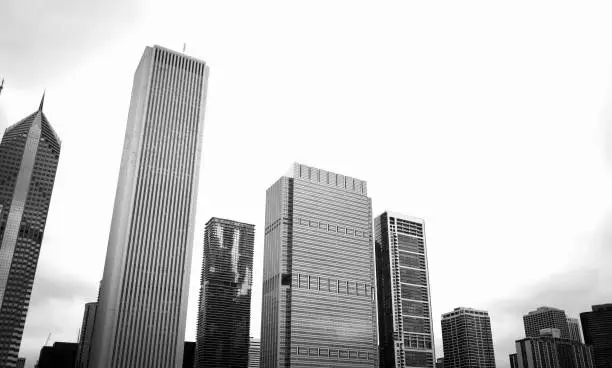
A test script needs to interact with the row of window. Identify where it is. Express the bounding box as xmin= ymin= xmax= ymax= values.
xmin=293 ymin=346 xmax=374 ymax=360
xmin=293 ymin=274 xmax=373 ymax=297
xmin=295 ymin=217 xmax=370 ymax=239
